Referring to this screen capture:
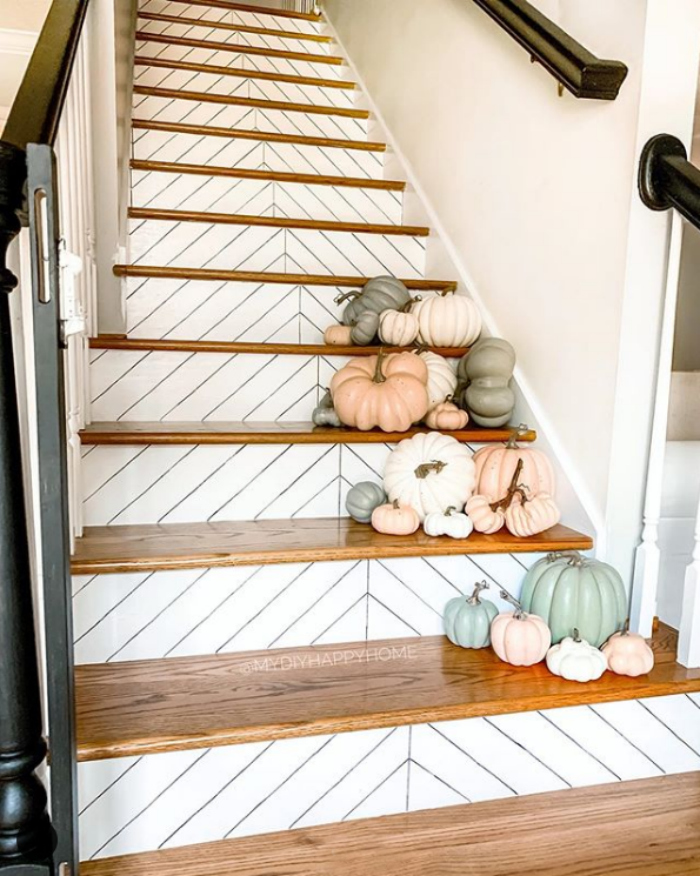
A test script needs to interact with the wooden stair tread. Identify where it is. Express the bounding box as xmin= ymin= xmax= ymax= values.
xmin=135 ymin=31 xmax=343 ymax=65
xmin=130 ymin=159 xmax=405 ymax=191
xmin=129 ymin=206 xmax=429 ymax=237
xmin=133 ymin=85 xmax=368 ymax=119
xmin=71 ymin=518 xmax=590 ymax=575
xmin=138 ymin=11 xmax=333 ymax=42
xmin=74 ymin=623 xmax=693 ymax=762
xmin=79 ymin=421 xmax=536 ymax=446
xmin=158 ymin=0 xmax=322 ymax=21
xmin=80 ymin=773 xmax=700 ymax=876
xmin=113 ymin=265 xmax=456 ymax=290
xmin=133 ymin=56 xmax=356 ymax=90
xmin=132 ymin=119 xmax=385 ymax=152
xmin=89 ymin=337 xmax=468 ymax=357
